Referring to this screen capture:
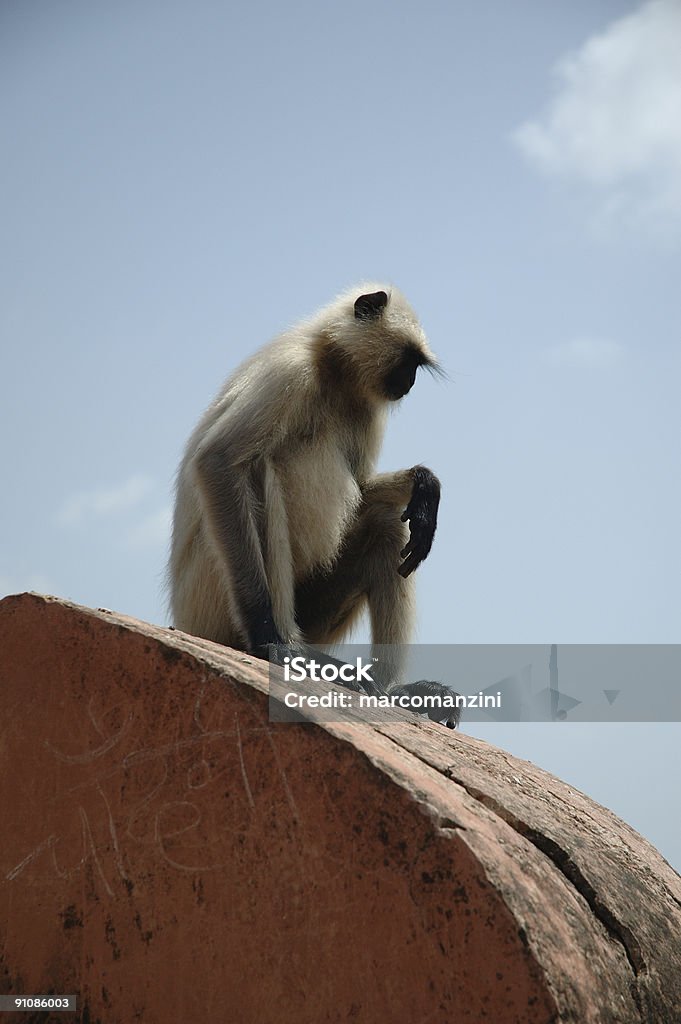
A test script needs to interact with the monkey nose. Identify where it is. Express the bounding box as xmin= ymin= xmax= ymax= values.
xmin=384 ymin=360 xmax=418 ymax=400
